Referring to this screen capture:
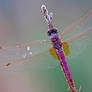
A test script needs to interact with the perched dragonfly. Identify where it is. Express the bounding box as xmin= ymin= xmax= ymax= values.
xmin=0 ymin=4 xmax=92 ymax=92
